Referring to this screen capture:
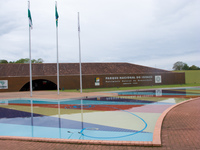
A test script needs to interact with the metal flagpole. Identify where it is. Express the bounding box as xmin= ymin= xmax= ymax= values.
xmin=78 ymin=12 xmax=82 ymax=94
xmin=29 ymin=26 xmax=33 ymax=96
xmin=56 ymin=25 xmax=59 ymax=95
xmin=28 ymin=1 xmax=33 ymax=97
xmin=55 ymin=1 xmax=59 ymax=95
